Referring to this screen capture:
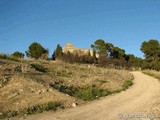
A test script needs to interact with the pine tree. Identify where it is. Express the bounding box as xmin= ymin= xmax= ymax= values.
xmin=52 ymin=44 xmax=63 ymax=60
xmin=25 ymin=42 xmax=48 ymax=59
